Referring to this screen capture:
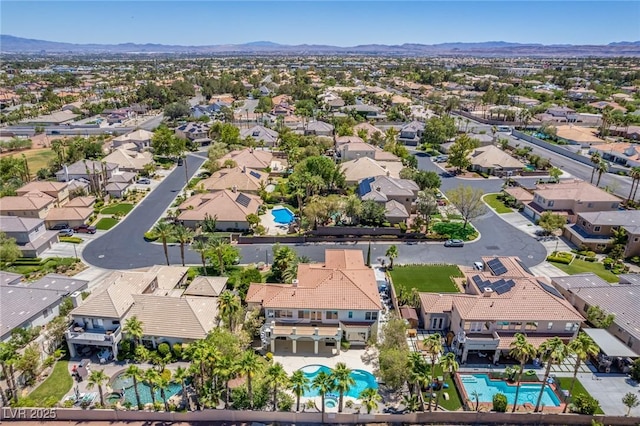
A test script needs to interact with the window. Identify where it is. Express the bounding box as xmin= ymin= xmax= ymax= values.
xmin=42 ymin=308 xmax=50 ymax=318
xmin=275 ymin=310 xmax=293 ymax=318
xmin=311 ymin=311 xmax=322 ymax=321
xmin=525 ymin=322 xmax=538 ymax=331
xmin=348 ymin=311 xmax=353 ymax=319
xmin=509 ymin=321 xmax=523 ymax=331
xmin=548 ymin=200 xmax=554 ymax=207
xmin=469 ymin=322 xmax=483 ymax=332
xmin=583 ymin=304 xmax=590 ymax=313
xmin=496 ymin=321 xmax=509 ymax=330
xmin=547 ymin=322 xmax=553 ymax=330
xmin=365 ymin=311 xmax=378 ymax=321
xmin=565 ymin=322 xmax=579 ymax=332
xmin=612 ymin=203 xmax=618 ymax=209
xmin=594 ymin=226 xmax=601 ymax=232
xmin=298 ymin=310 xmax=310 ymax=319
xmin=326 ymin=311 xmax=338 ymax=320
